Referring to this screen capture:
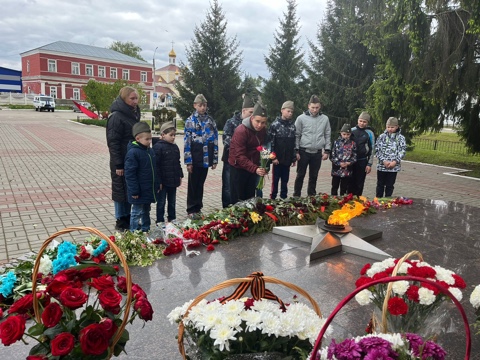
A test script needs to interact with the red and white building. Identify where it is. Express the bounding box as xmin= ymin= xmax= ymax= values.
xmin=20 ymin=41 xmax=154 ymax=104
